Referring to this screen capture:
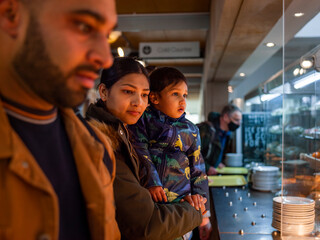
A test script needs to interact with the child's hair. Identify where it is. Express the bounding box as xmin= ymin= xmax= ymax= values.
xmin=149 ymin=67 xmax=187 ymax=93
xmin=99 ymin=57 xmax=149 ymax=89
